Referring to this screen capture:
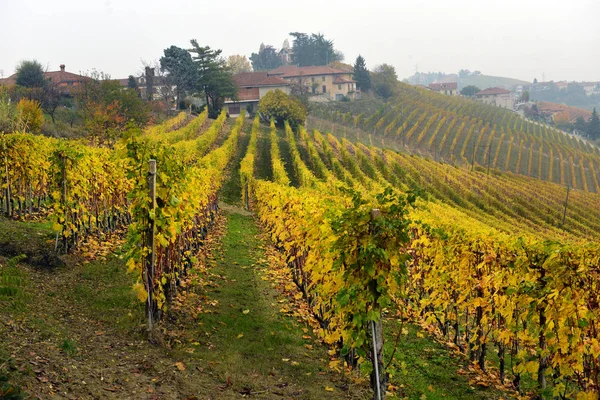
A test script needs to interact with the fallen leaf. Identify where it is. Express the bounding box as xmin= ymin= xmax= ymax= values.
xmin=175 ymin=361 xmax=186 ymax=371
xmin=237 ymin=333 xmax=244 ymax=339
xmin=325 ymin=386 xmax=334 ymax=392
